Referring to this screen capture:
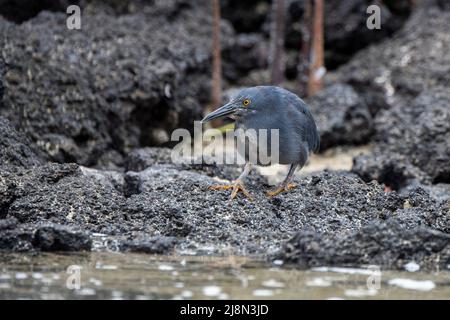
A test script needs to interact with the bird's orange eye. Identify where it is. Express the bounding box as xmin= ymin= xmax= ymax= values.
xmin=243 ymin=99 xmax=250 ymax=106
